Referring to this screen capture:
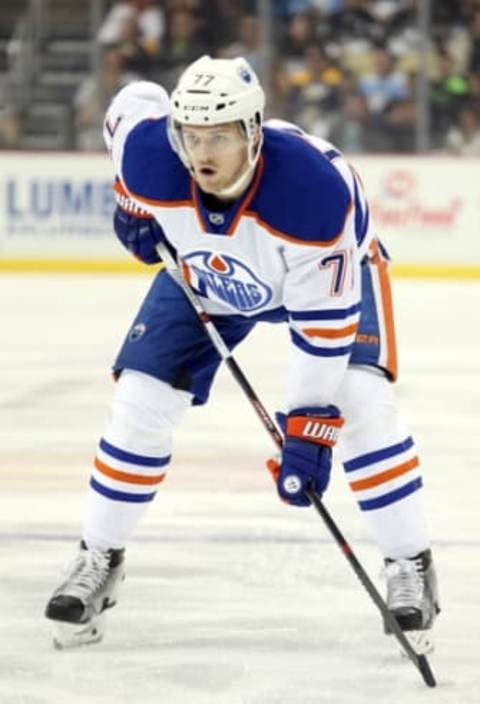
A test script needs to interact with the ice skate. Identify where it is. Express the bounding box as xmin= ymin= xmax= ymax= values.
xmin=45 ymin=541 xmax=125 ymax=649
xmin=384 ymin=548 xmax=440 ymax=654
